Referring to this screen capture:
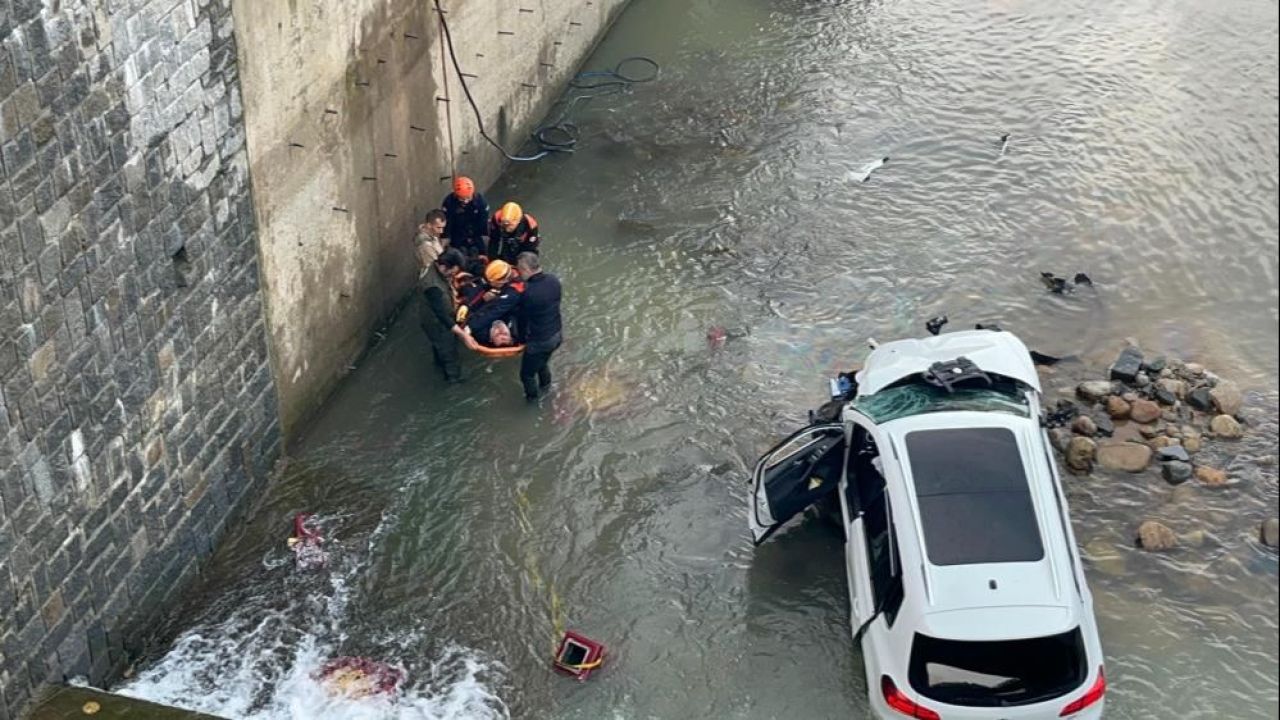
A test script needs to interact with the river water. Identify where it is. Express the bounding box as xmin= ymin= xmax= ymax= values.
xmin=114 ymin=0 xmax=1279 ymax=717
